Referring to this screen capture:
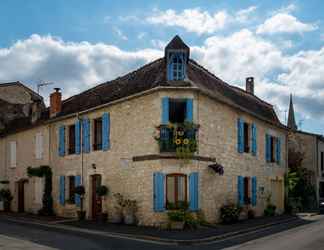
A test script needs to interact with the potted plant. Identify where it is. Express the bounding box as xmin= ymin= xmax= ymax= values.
xmin=220 ymin=203 xmax=242 ymax=224
xmin=167 ymin=209 xmax=186 ymax=230
xmin=264 ymin=194 xmax=276 ymax=217
xmin=0 ymin=189 xmax=13 ymax=212
xmin=123 ymin=199 xmax=137 ymax=225
xmin=74 ymin=185 xmax=86 ymax=220
xmin=96 ymin=185 xmax=109 ymax=222
xmin=111 ymin=193 xmax=124 ymax=223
